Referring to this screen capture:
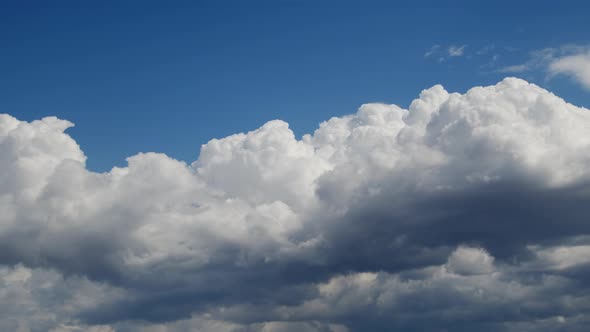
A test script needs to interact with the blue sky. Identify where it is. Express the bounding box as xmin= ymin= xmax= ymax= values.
xmin=2 ymin=0 xmax=590 ymax=171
